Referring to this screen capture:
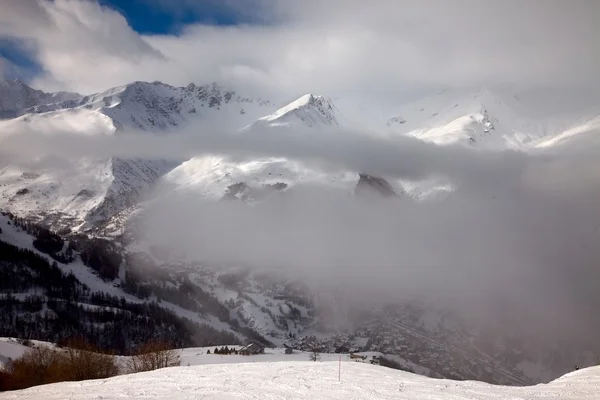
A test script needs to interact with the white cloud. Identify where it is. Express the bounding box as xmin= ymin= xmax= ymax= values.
xmin=0 ymin=0 xmax=165 ymax=92
xmin=0 ymin=0 xmax=598 ymax=96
